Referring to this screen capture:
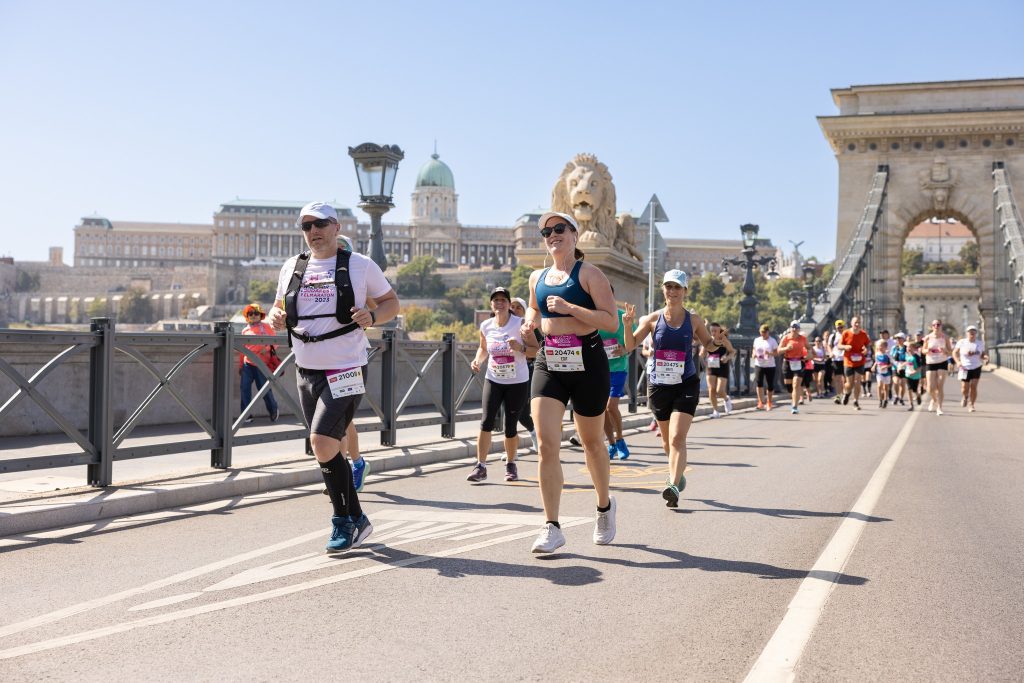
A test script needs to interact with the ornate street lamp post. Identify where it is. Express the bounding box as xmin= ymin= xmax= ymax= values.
xmin=800 ymin=261 xmax=818 ymax=324
xmin=720 ymin=223 xmax=779 ymax=394
xmin=348 ymin=143 xmax=404 ymax=271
